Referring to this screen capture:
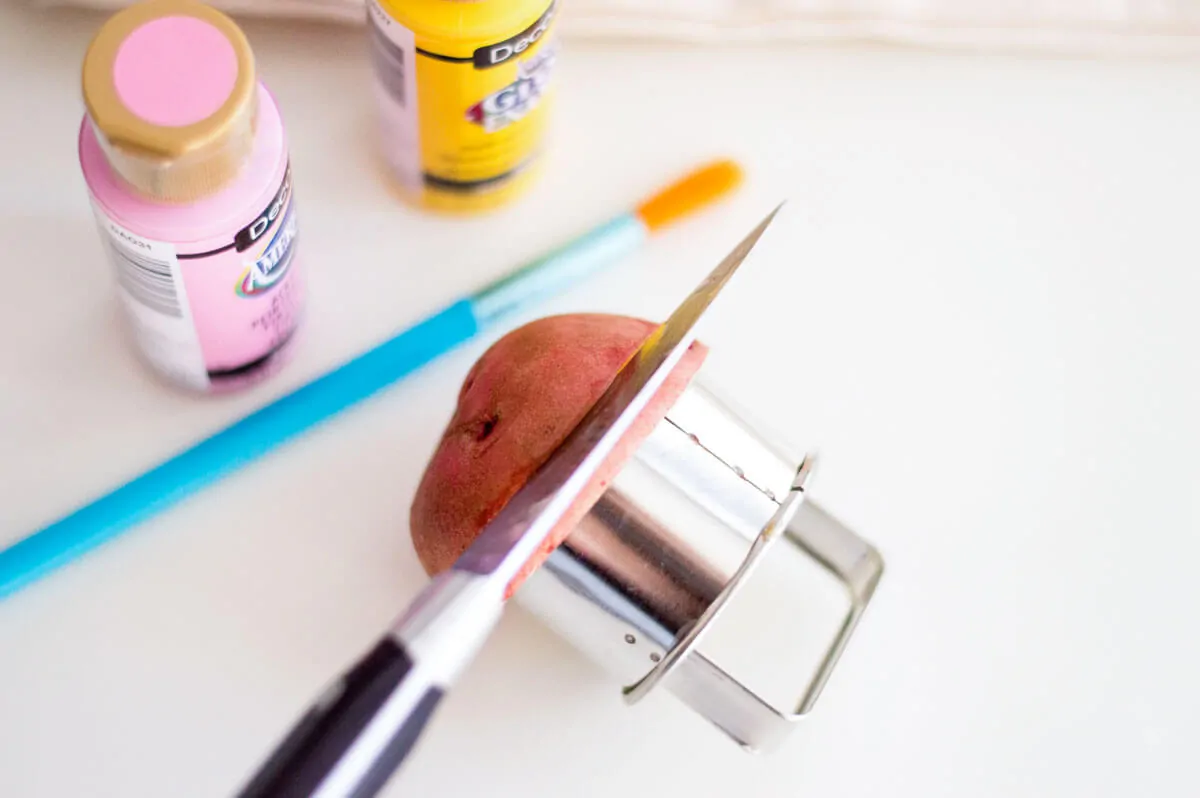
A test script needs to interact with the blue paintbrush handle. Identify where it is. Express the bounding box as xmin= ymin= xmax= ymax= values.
xmin=0 ymin=212 xmax=650 ymax=601
xmin=471 ymin=214 xmax=646 ymax=324
xmin=0 ymin=301 xmax=480 ymax=599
